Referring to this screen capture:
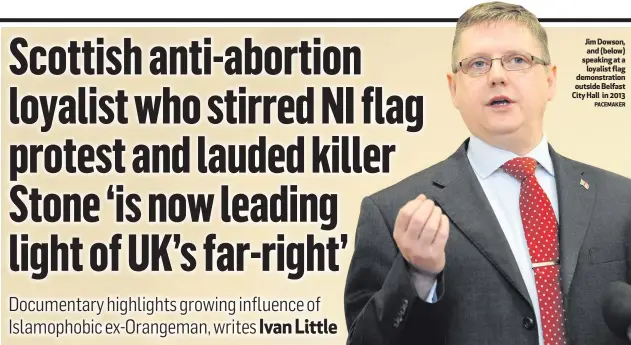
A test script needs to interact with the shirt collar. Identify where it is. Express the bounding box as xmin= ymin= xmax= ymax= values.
xmin=466 ymin=135 xmax=555 ymax=179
